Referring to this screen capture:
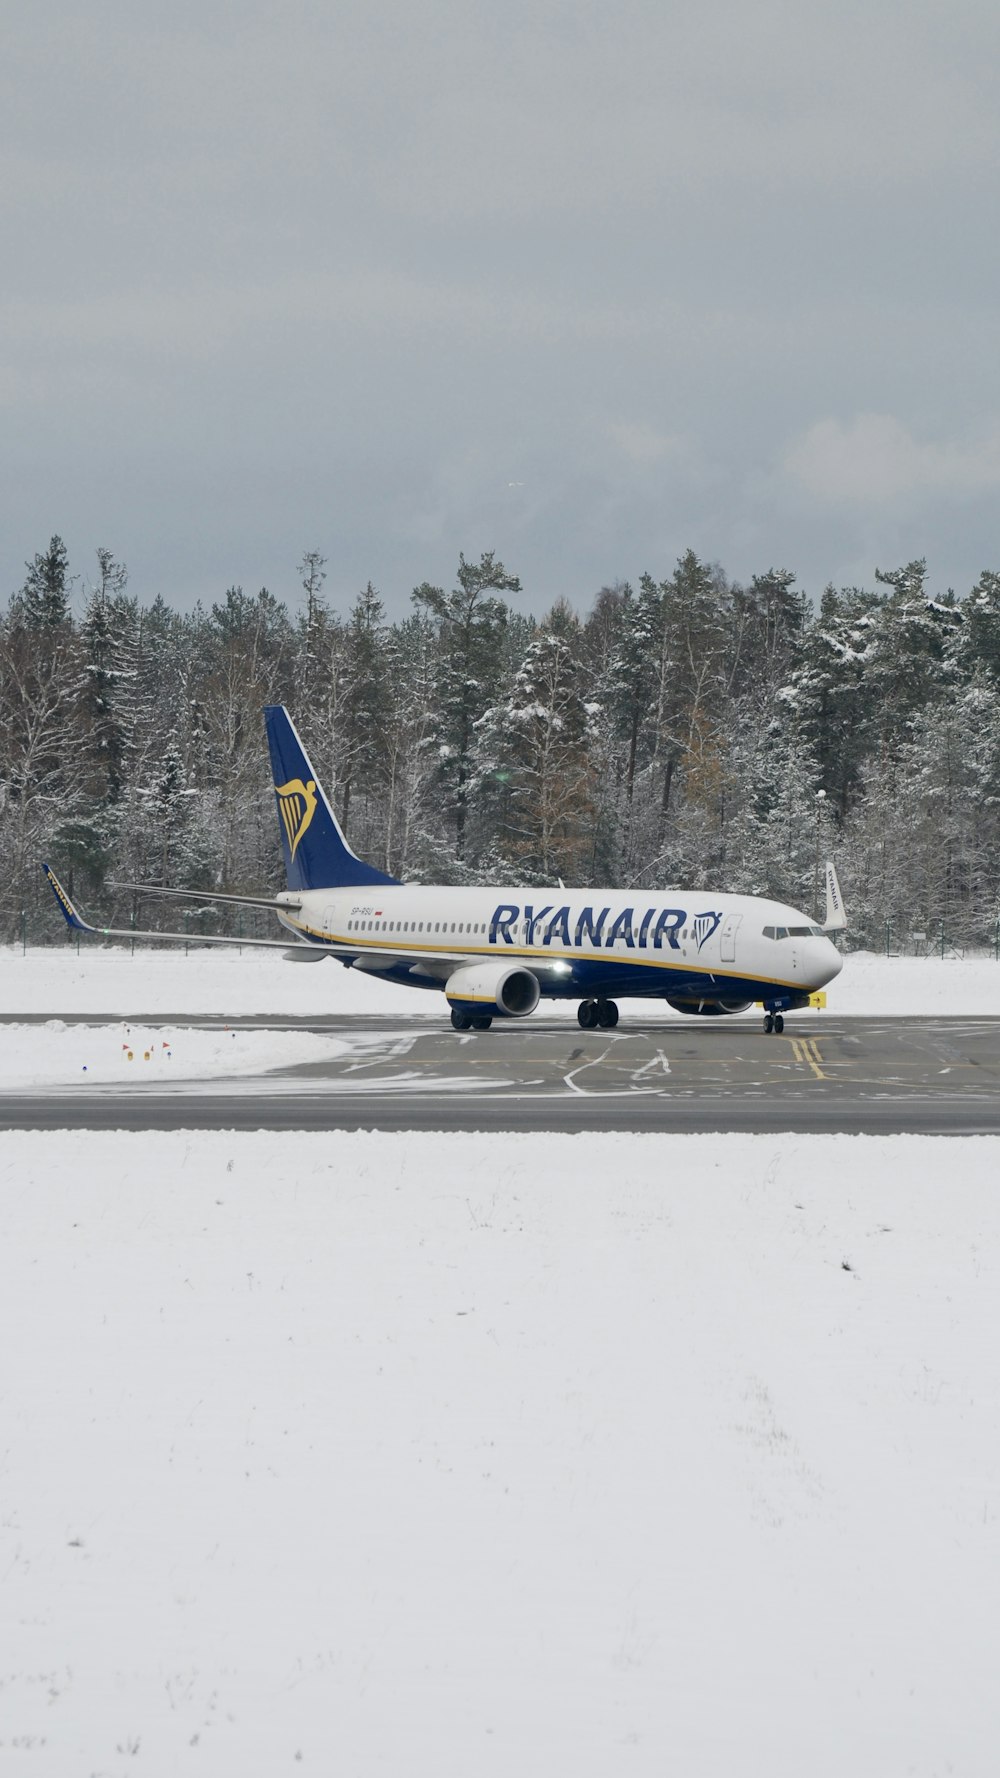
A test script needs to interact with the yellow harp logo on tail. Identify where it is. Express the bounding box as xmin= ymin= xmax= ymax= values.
xmin=275 ymin=778 xmax=318 ymax=861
